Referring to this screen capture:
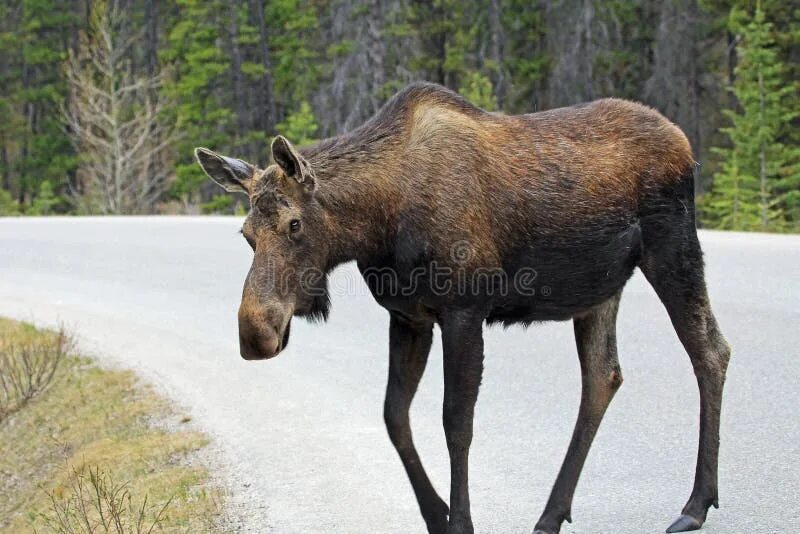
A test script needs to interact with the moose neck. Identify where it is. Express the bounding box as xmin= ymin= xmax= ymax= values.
xmin=302 ymin=130 xmax=404 ymax=270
